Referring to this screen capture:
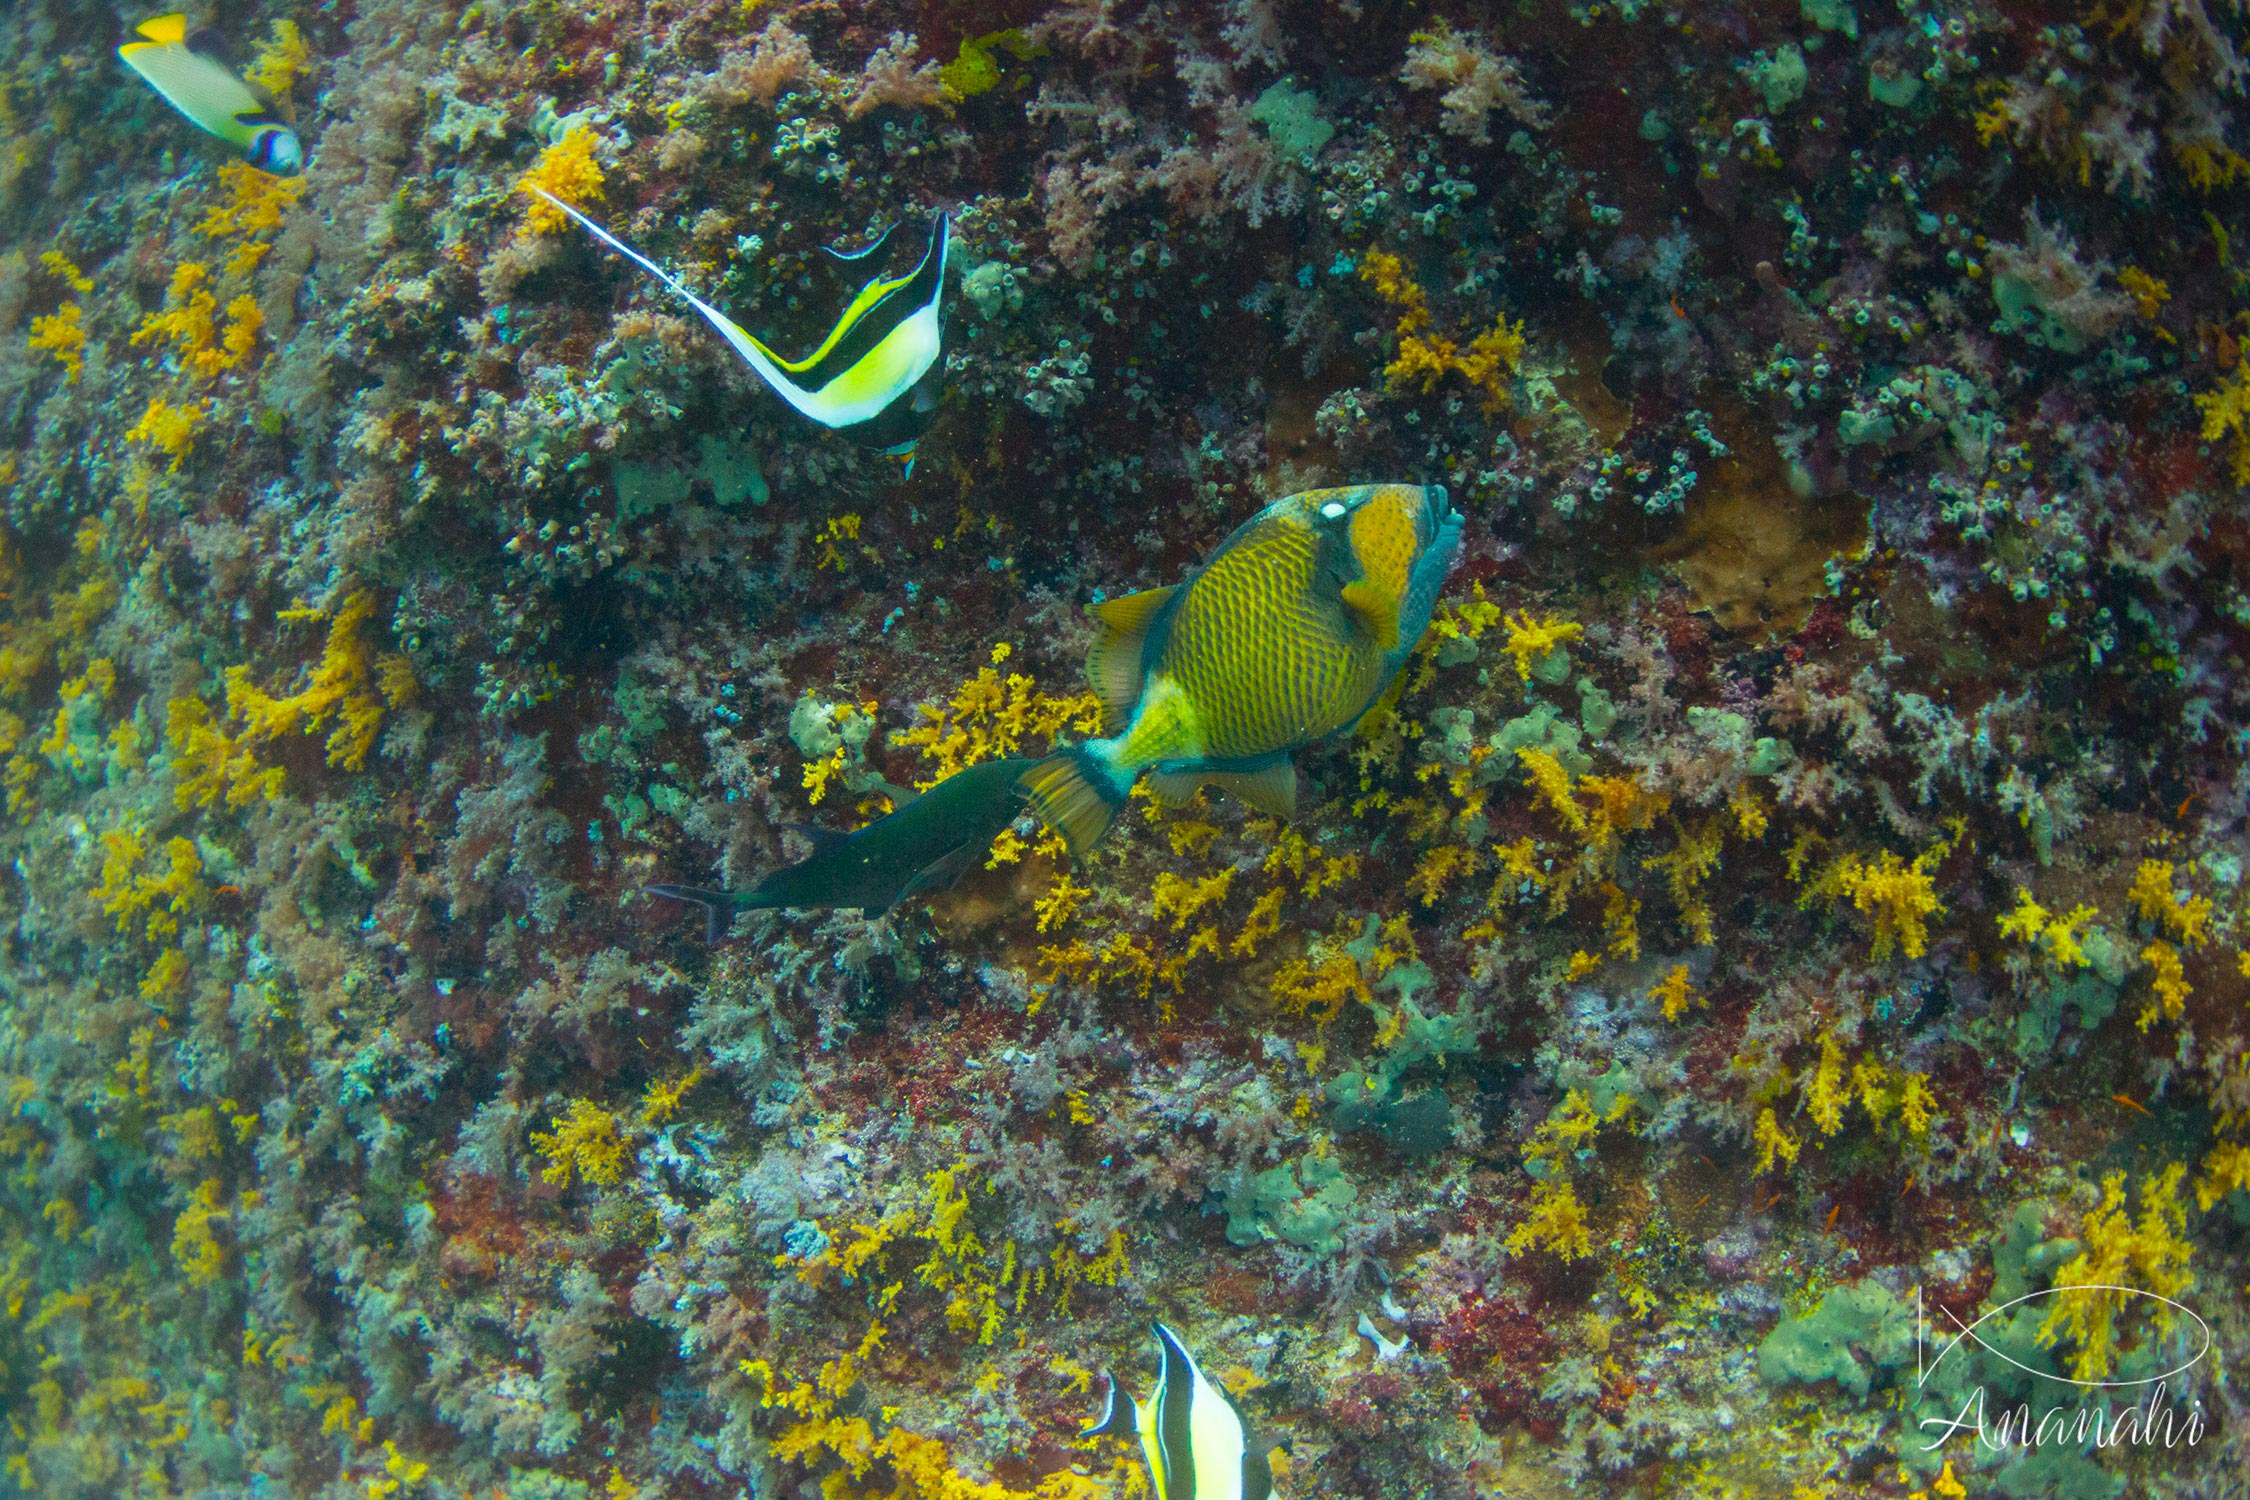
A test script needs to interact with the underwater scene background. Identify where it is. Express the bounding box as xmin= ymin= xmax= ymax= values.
xmin=1 ymin=0 xmax=2247 ymax=1493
